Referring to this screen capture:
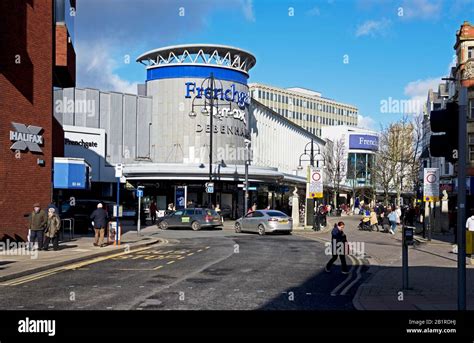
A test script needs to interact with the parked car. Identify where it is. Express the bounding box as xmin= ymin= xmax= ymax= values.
xmin=59 ymin=200 xmax=115 ymax=234
xmin=219 ymin=204 xmax=232 ymax=219
xmin=234 ymin=210 xmax=292 ymax=236
xmin=159 ymin=208 xmax=222 ymax=231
